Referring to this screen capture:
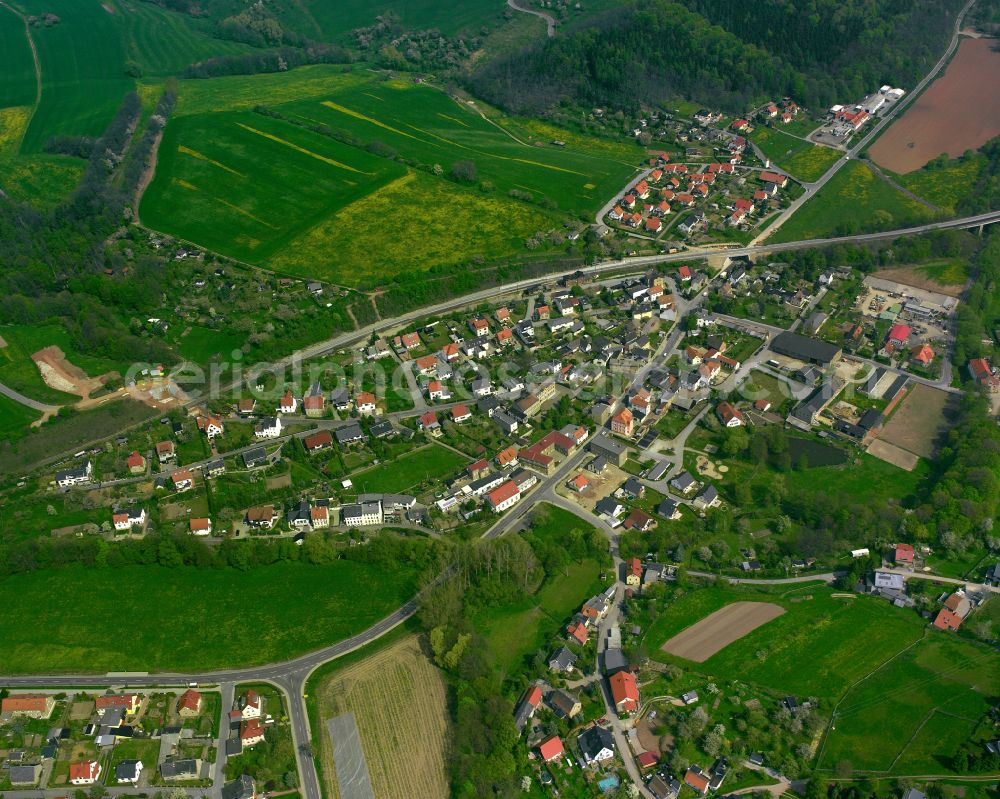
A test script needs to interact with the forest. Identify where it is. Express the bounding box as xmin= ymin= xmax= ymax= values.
xmin=469 ymin=0 xmax=963 ymax=115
